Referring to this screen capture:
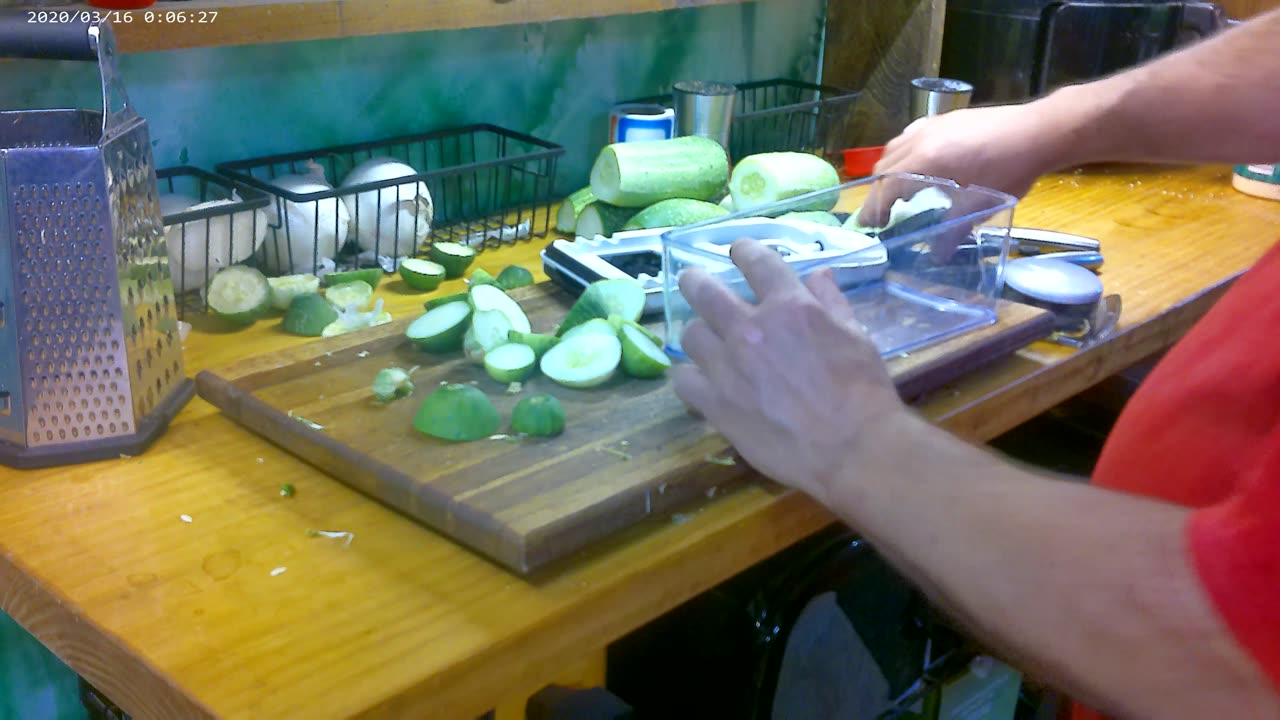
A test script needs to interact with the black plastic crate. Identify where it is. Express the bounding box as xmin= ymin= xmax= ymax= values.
xmin=627 ymin=79 xmax=860 ymax=160
xmin=215 ymin=124 xmax=564 ymax=276
xmin=155 ymin=165 xmax=272 ymax=319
